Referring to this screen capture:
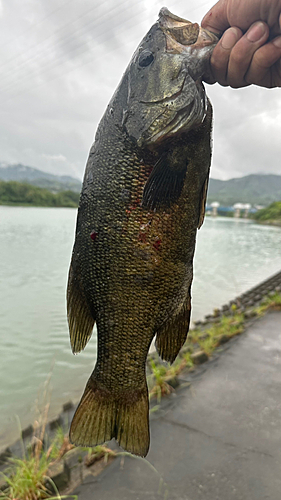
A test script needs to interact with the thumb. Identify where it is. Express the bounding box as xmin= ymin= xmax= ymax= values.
xmin=201 ymin=0 xmax=230 ymax=34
